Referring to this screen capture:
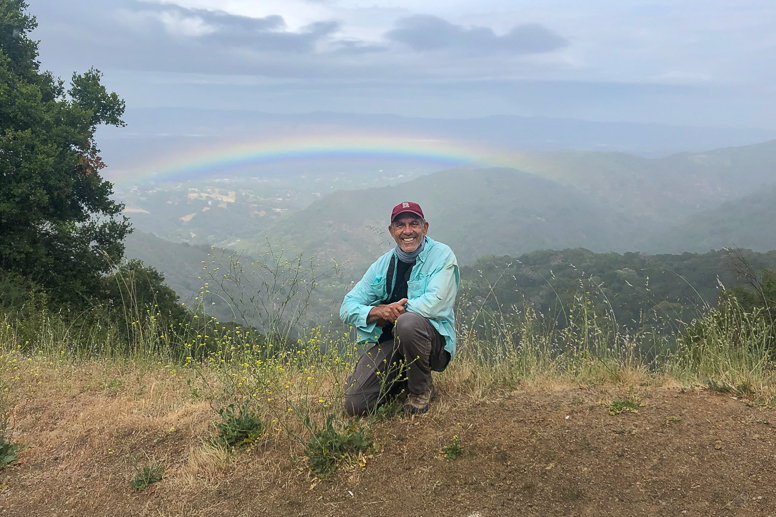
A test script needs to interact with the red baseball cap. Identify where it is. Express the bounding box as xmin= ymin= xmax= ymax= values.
xmin=391 ymin=201 xmax=424 ymax=222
